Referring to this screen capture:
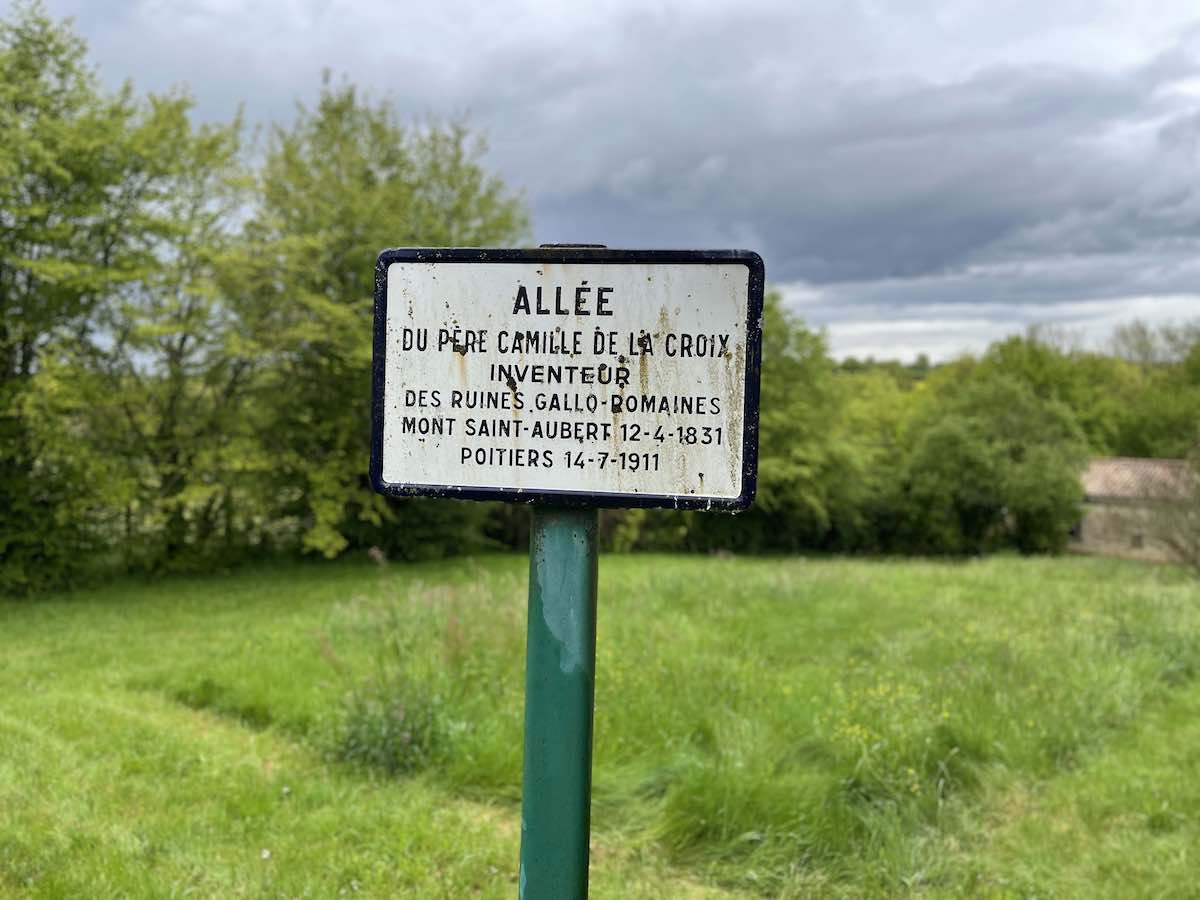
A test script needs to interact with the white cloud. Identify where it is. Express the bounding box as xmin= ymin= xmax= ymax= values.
xmin=782 ymin=279 xmax=1200 ymax=361
xmin=25 ymin=0 xmax=1200 ymax=358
